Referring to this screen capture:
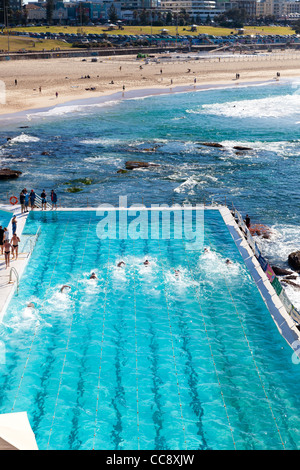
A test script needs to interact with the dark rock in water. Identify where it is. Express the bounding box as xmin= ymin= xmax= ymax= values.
xmin=272 ymin=266 xmax=294 ymax=276
xmin=6 ymin=138 xmax=12 ymax=142
xmin=125 ymin=161 xmax=160 ymax=170
xmin=233 ymin=146 xmax=253 ymax=151
xmin=41 ymin=151 xmax=50 ymax=156
xmin=117 ymin=169 xmax=128 ymax=174
xmin=284 ymin=275 xmax=298 ymax=280
xmin=0 ymin=168 xmax=22 ymax=179
xmin=281 ymin=279 xmax=300 ymax=290
xmin=198 ymin=142 xmax=224 ymax=148
xmin=288 ymin=251 xmax=300 ymax=271
xmin=250 ymin=224 xmax=271 ymax=239
xmin=19 ymin=126 xmax=29 ymax=129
